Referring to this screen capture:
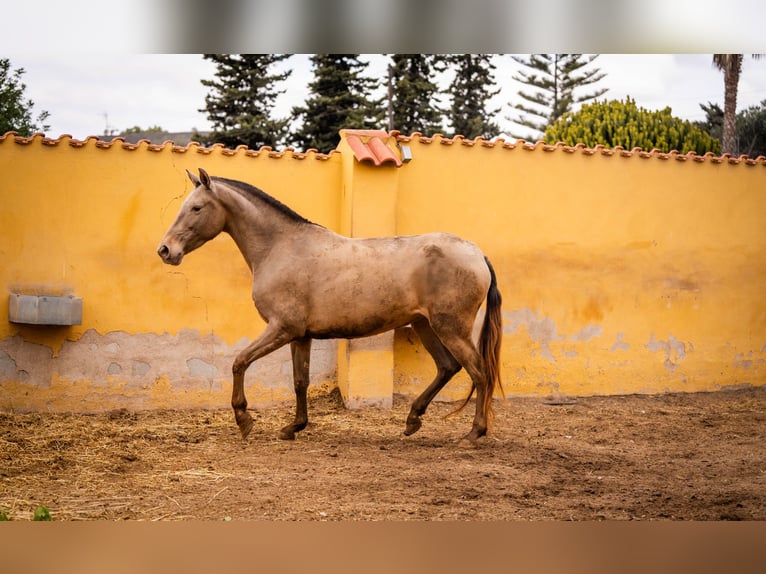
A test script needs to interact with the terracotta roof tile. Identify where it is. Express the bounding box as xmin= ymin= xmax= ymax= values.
xmin=0 ymin=132 xmax=336 ymax=161
xmin=391 ymin=132 xmax=766 ymax=166
xmin=3 ymin=131 xmax=765 ymax=166
xmin=341 ymin=129 xmax=402 ymax=167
